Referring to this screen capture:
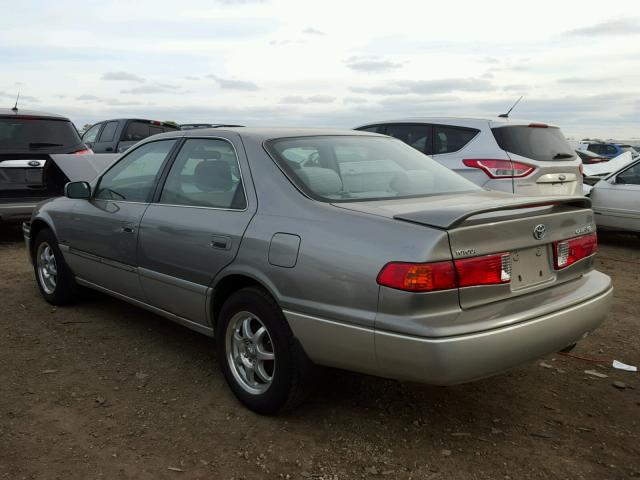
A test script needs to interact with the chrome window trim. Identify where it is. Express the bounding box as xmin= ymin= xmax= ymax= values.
xmin=156 ymin=135 xmax=249 ymax=212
